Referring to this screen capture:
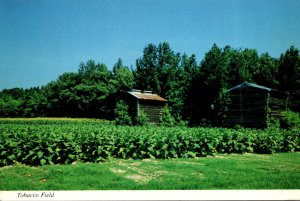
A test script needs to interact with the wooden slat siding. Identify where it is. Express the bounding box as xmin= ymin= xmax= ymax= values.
xmin=136 ymin=99 xmax=140 ymax=117
xmin=268 ymin=96 xmax=287 ymax=119
xmin=225 ymin=83 xmax=289 ymax=128
xmin=126 ymin=90 xmax=167 ymax=125
xmin=127 ymin=95 xmax=138 ymax=120
xmin=226 ymin=88 xmax=269 ymax=128
xmin=289 ymin=93 xmax=300 ymax=111
xmin=139 ymin=100 xmax=166 ymax=124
